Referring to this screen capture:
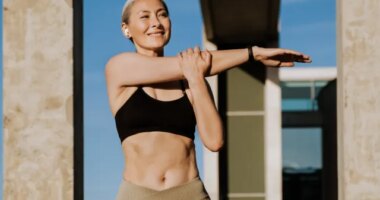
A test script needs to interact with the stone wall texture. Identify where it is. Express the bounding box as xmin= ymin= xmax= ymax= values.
xmin=3 ymin=0 xmax=74 ymax=199
xmin=337 ymin=0 xmax=380 ymax=199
